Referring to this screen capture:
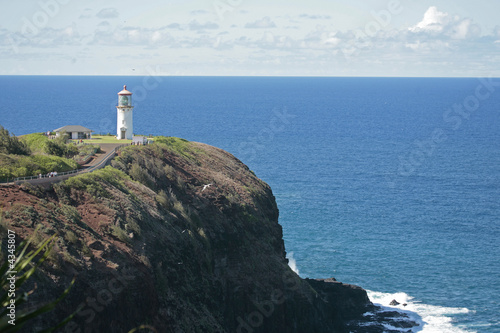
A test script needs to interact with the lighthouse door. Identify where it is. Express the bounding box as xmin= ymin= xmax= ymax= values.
xmin=121 ymin=130 xmax=126 ymax=140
